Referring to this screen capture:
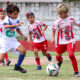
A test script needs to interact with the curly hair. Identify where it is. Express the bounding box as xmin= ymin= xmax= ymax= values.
xmin=6 ymin=2 xmax=19 ymax=14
